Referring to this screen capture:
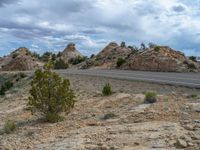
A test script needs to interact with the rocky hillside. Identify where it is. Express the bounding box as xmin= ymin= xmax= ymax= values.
xmin=0 ymin=47 xmax=43 ymax=71
xmin=80 ymin=42 xmax=132 ymax=69
xmin=60 ymin=43 xmax=83 ymax=63
xmin=122 ymin=46 xmax=200 ymax=72
xmin=80 ymin=43 xmax=200 ymax=72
